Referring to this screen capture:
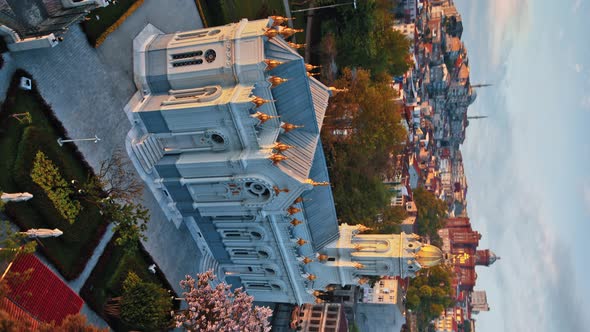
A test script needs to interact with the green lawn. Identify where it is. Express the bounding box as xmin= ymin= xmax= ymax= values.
xmin=199 ymin=0 xmax=285 ymax=26
xmin=81 ymin=238 xmax=178 ymax=331
xmin=0 ymin=70 xmax=107 ymax=280
xmin=80 ymin=0 xmax=144 ymax=47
